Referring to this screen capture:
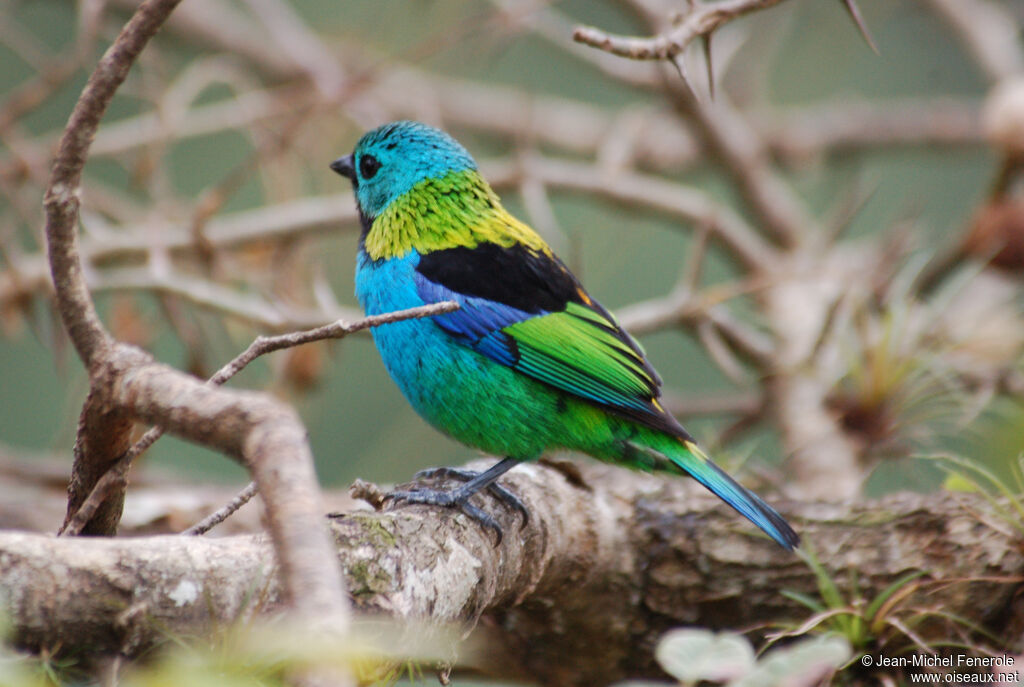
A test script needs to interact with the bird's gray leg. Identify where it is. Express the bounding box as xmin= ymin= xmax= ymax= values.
xmin=413 ymin=465 xmax=529 ymax=525
xmin=383 ymin=457 xmax=525 ymax=543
